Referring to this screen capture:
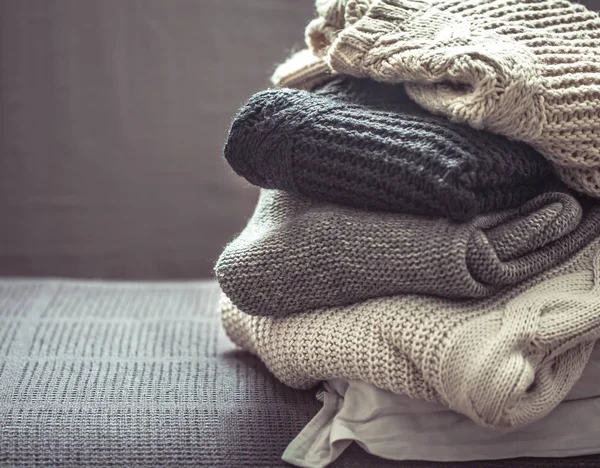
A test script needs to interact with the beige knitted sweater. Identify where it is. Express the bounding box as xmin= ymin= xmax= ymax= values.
xmin=270 ymin=49 xmax=333 ymax=90
xmin=305 ymin=0 xmax=600 ymax=197
xmin=222 ymin=236 xmax=600 ymax=430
